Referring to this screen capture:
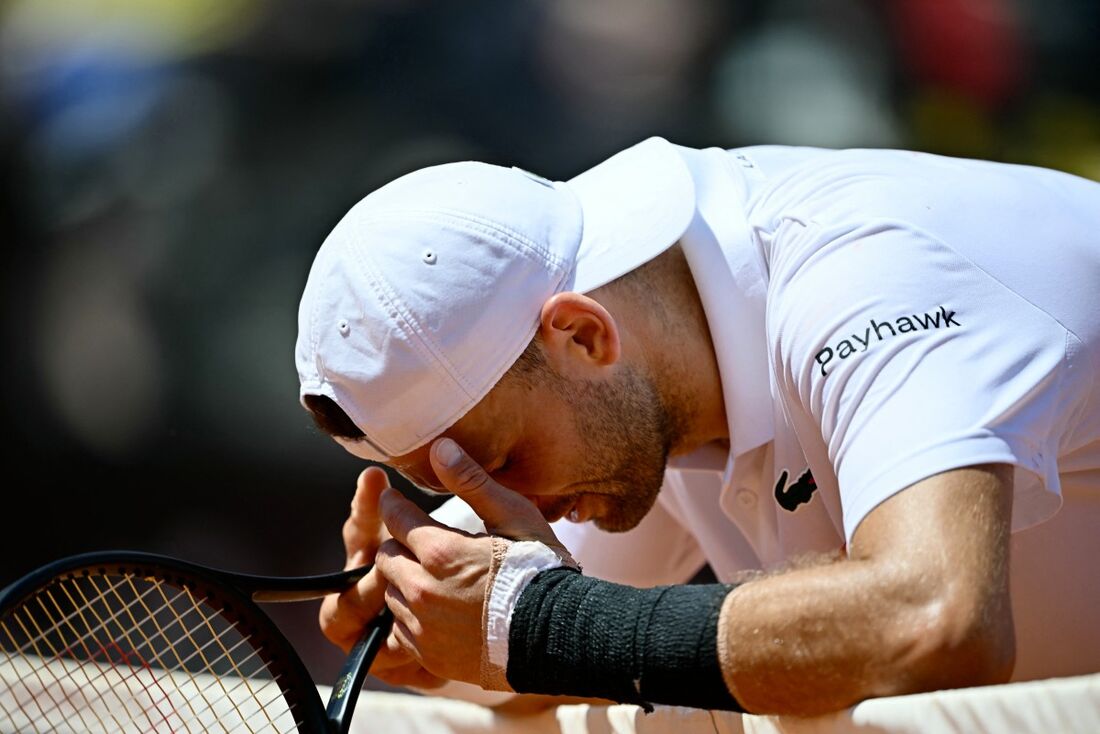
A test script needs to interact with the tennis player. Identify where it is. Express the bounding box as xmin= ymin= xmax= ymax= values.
xmin=296 ymin=139 xmax=1100 ymax=715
